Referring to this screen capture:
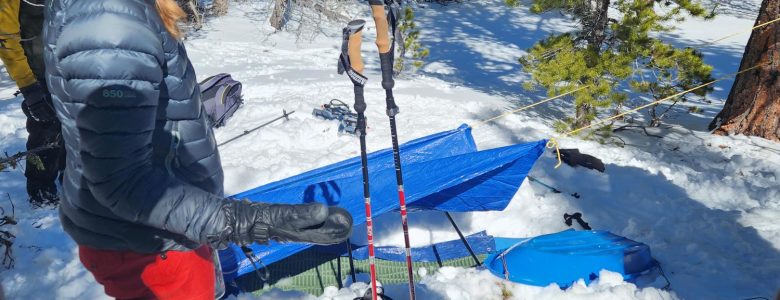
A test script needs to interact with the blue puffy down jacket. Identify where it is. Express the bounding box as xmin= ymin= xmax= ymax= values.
xmin=45 ymin=0 xmax=229 ymax=253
